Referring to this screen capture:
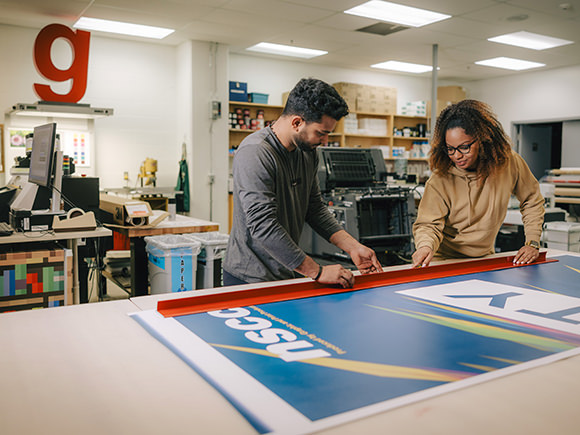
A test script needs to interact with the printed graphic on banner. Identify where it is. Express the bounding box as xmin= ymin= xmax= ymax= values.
xmin=397 ymin=280 xmax=580 ymax=334
xmin=131 ymin=255 xmax=580 ymax=434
